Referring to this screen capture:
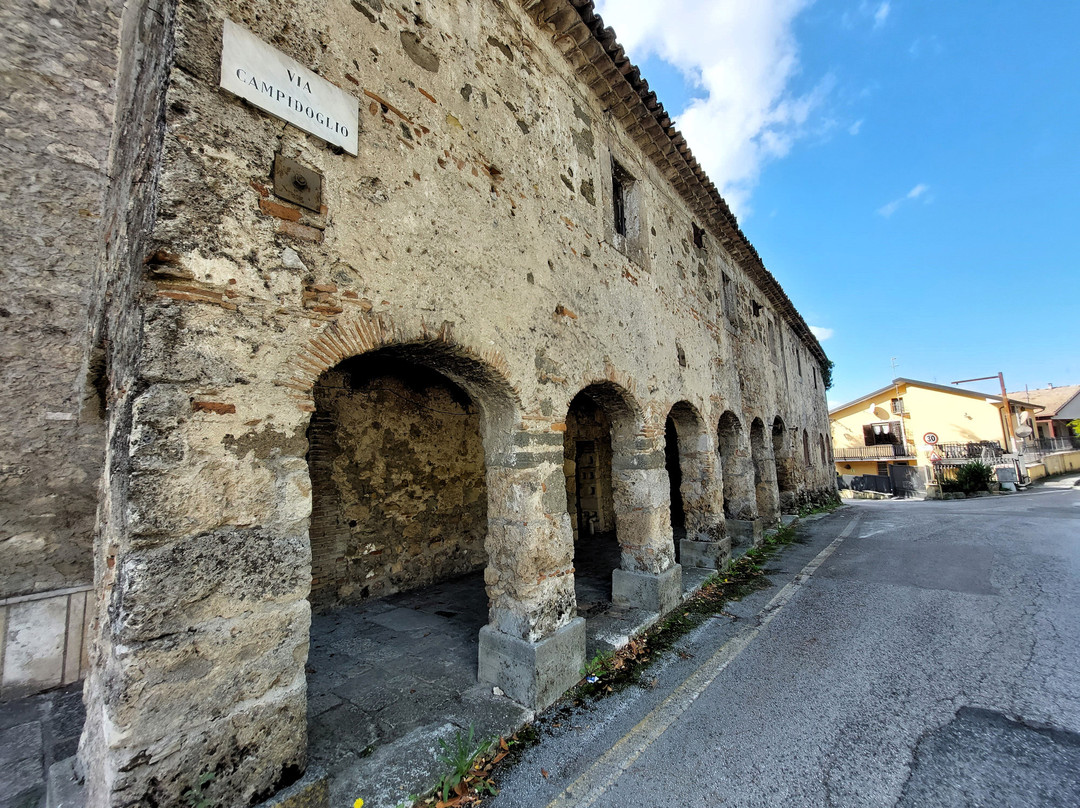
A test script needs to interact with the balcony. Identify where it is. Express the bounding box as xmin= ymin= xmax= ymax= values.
xmin=834 ymin=443 xmax=917 ymax=461
xmin=1019 ymin=436 xmax=1080 ymax=459
xmin=935 ymin=441 xmax=1004 ymax=463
